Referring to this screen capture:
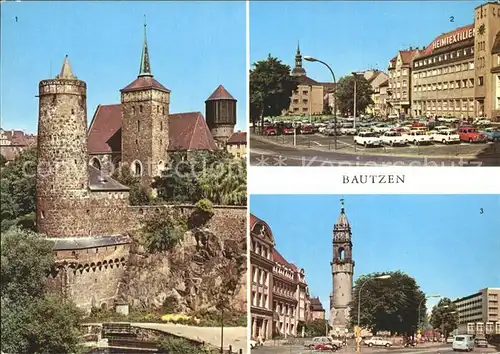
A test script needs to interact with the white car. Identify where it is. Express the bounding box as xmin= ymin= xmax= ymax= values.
xmin=341 ymin=127 xmax=357 ymax=135
xmin=474 ymin=118 xmax=491 ymax=125
xmin=354 ymin=132 xmax=382 ymax=147
xmin=372 ymin=124 xmax=392 ymax=134
xmin=431 ymin=129 xmax=461 ymax=144
xmin=380 ymin=131 xmax=407 ymax=146
xmin=364 ymin=336 xmax=392 ymax=347
xmin=402 ymin=130 xmax=434 ymax=145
